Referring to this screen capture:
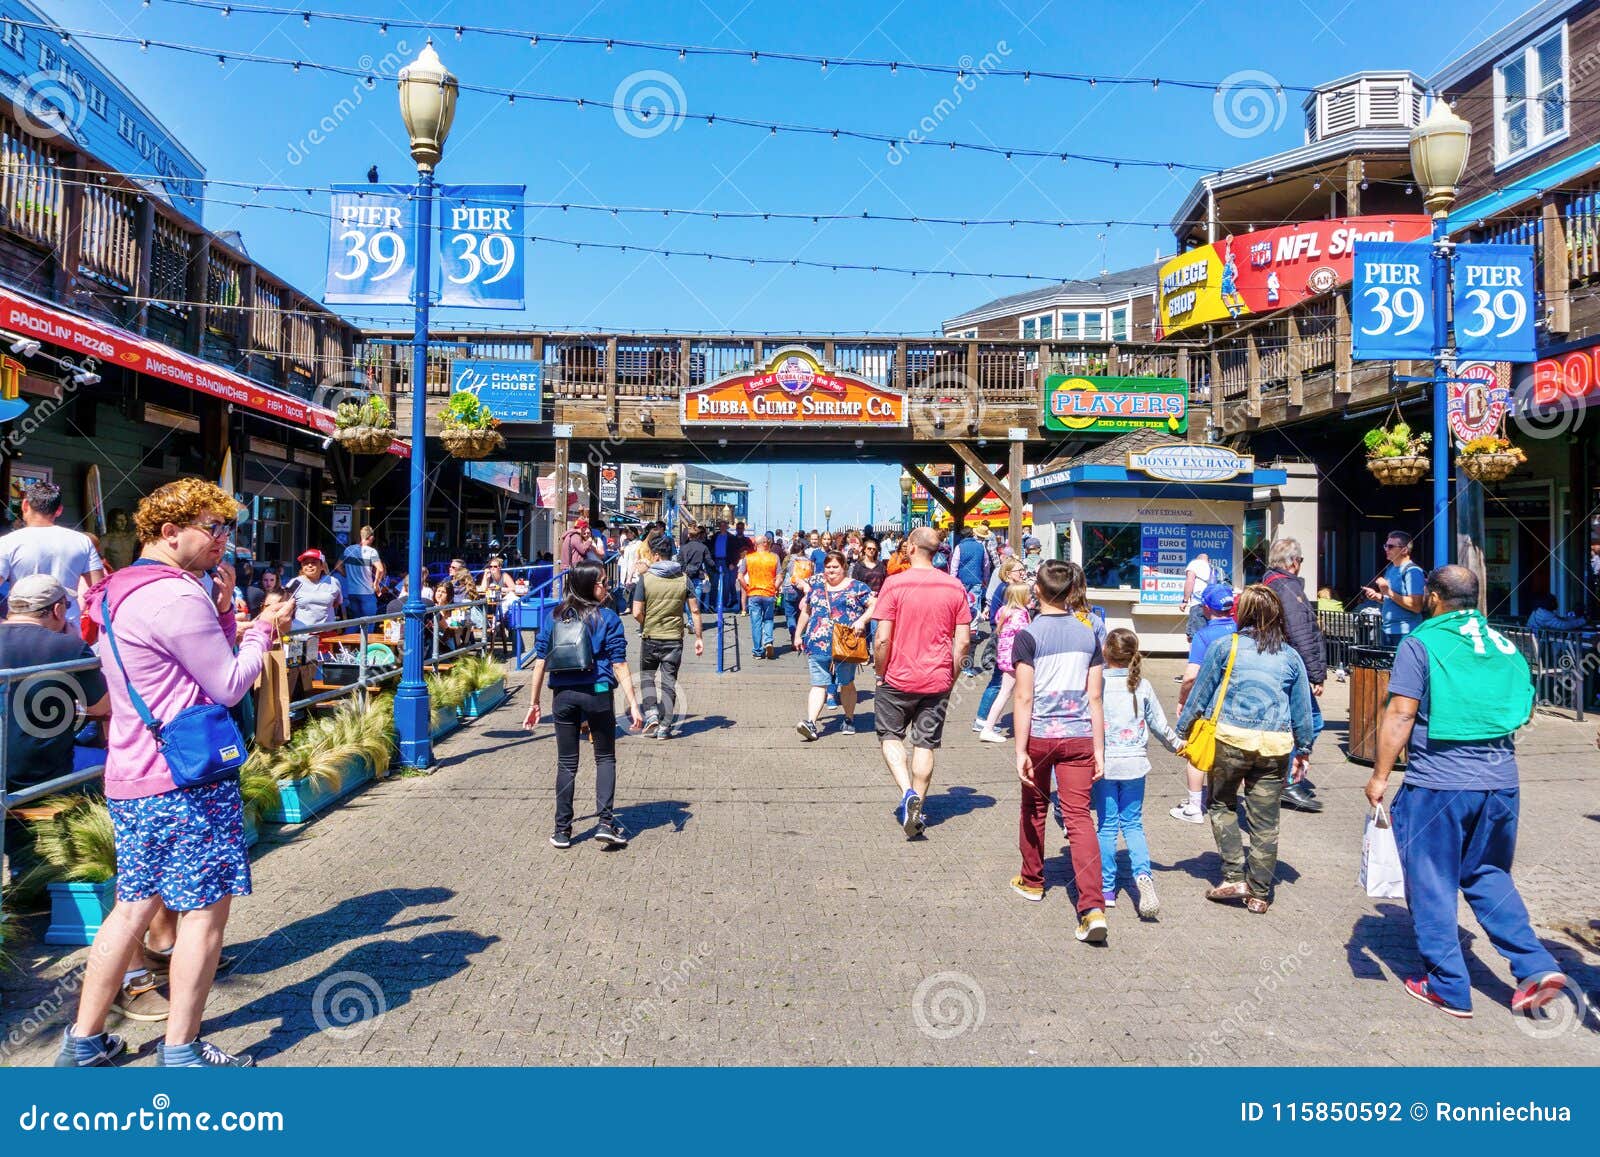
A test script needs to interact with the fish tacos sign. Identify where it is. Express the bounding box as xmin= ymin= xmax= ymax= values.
xmin=681 ymin=346 xmax=908 ymax=426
